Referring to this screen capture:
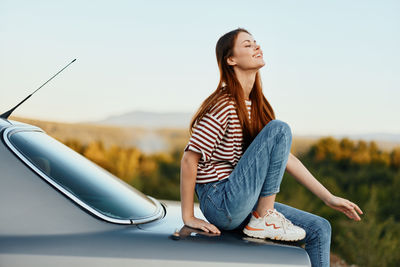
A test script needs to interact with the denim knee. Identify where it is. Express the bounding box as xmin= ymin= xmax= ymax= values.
xmin=313 ymin=217 xmax=332 ymax=243
xmin=320 ymin=217 xmax=332 ymax=242
xmin=267 ymin=120 xmax=292 ymax=141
